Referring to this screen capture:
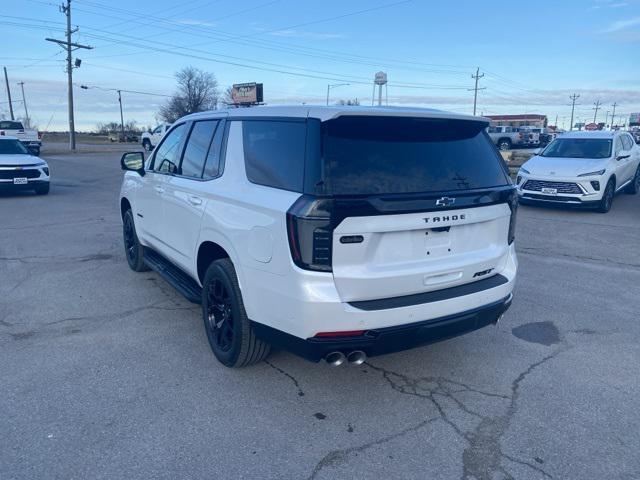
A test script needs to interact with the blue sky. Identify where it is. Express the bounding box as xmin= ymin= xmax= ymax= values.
xmin=1 ymin=0 xmax=639 ymax=130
